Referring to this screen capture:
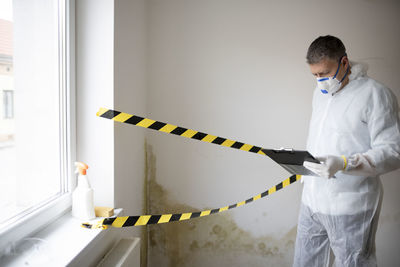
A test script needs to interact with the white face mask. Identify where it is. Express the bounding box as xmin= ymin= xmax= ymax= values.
xmin=317 ymin=57 xmax=349 ymax=95
xmin=317 ymin=76 xmax=342 ymax=95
